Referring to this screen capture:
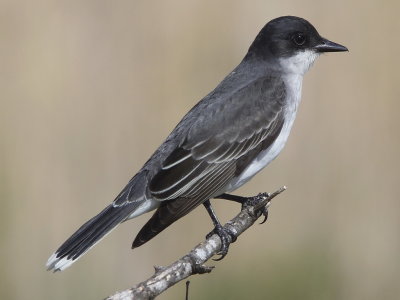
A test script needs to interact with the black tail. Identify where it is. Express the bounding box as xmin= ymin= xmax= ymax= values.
xmin=46 ymin=204 xmax=133 ymax=272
